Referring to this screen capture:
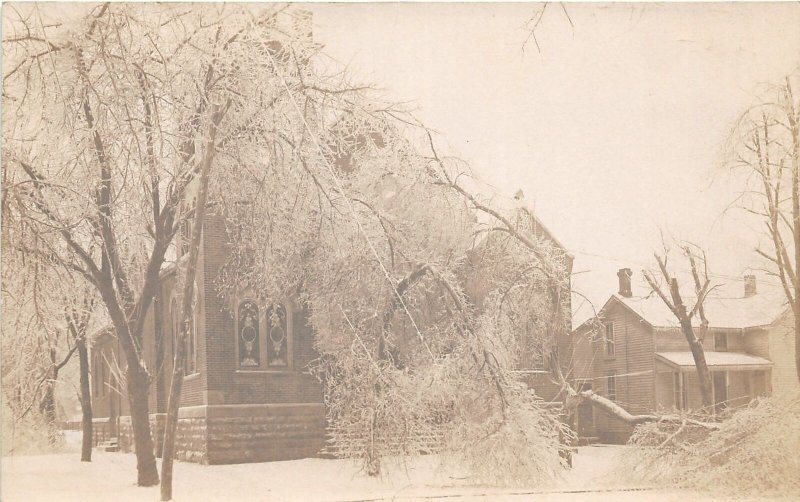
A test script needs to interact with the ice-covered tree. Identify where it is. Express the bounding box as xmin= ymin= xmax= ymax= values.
xmin=211 ymin=65 xmax=574 ymax=481
xmin=727 ymin=72 xmax=800 ymax=384
xmin=2 ymin=3 xmax=323 ymax=485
